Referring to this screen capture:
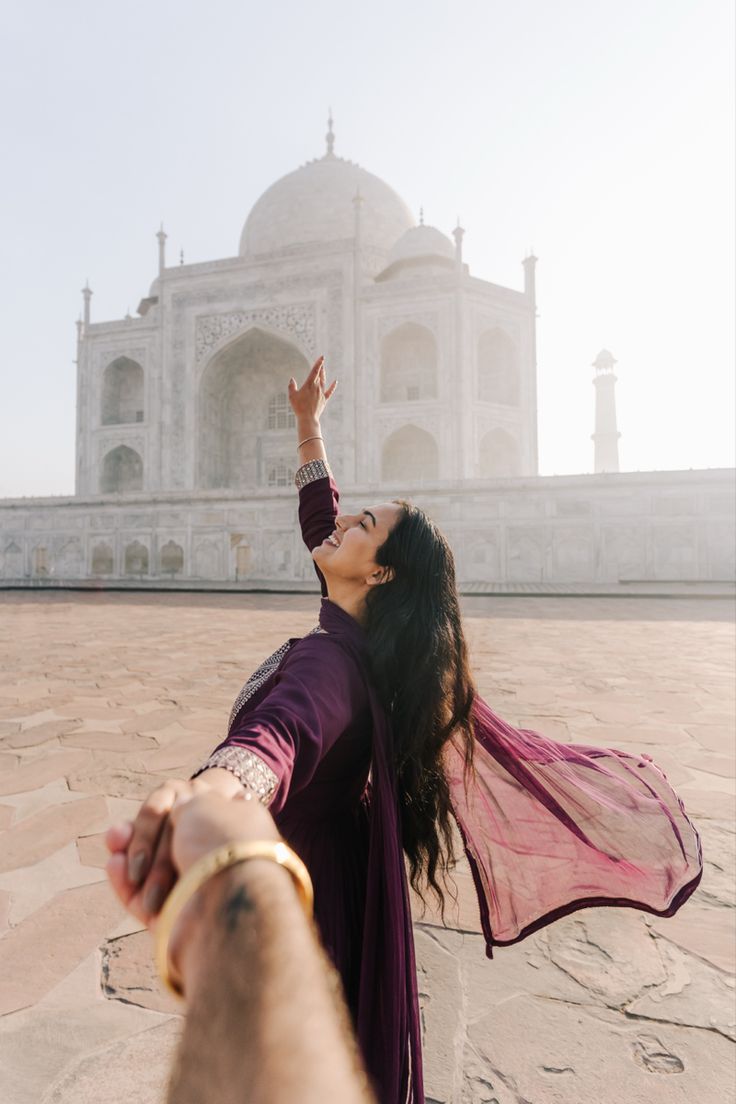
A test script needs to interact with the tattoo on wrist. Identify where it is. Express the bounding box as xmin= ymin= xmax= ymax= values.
xmin=221 ymin=884 xmax=256 ymax=934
